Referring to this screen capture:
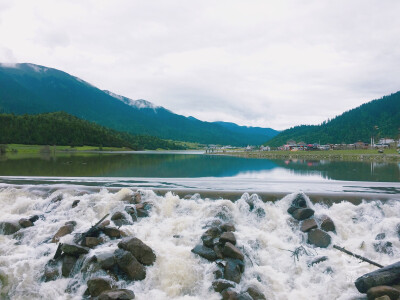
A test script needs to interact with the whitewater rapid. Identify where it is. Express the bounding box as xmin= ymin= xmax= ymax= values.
xmin=0 ymin=186 xmax=399 ymax=300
